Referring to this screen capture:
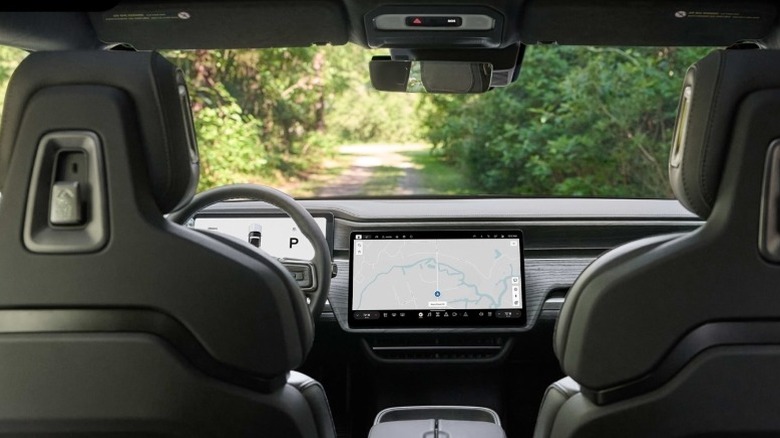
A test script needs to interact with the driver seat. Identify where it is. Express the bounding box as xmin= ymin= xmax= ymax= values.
xmin=0 ymin=50 xmax=335 ymax=437
xmin=533 ymin=49 xmax=780 ymax=437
